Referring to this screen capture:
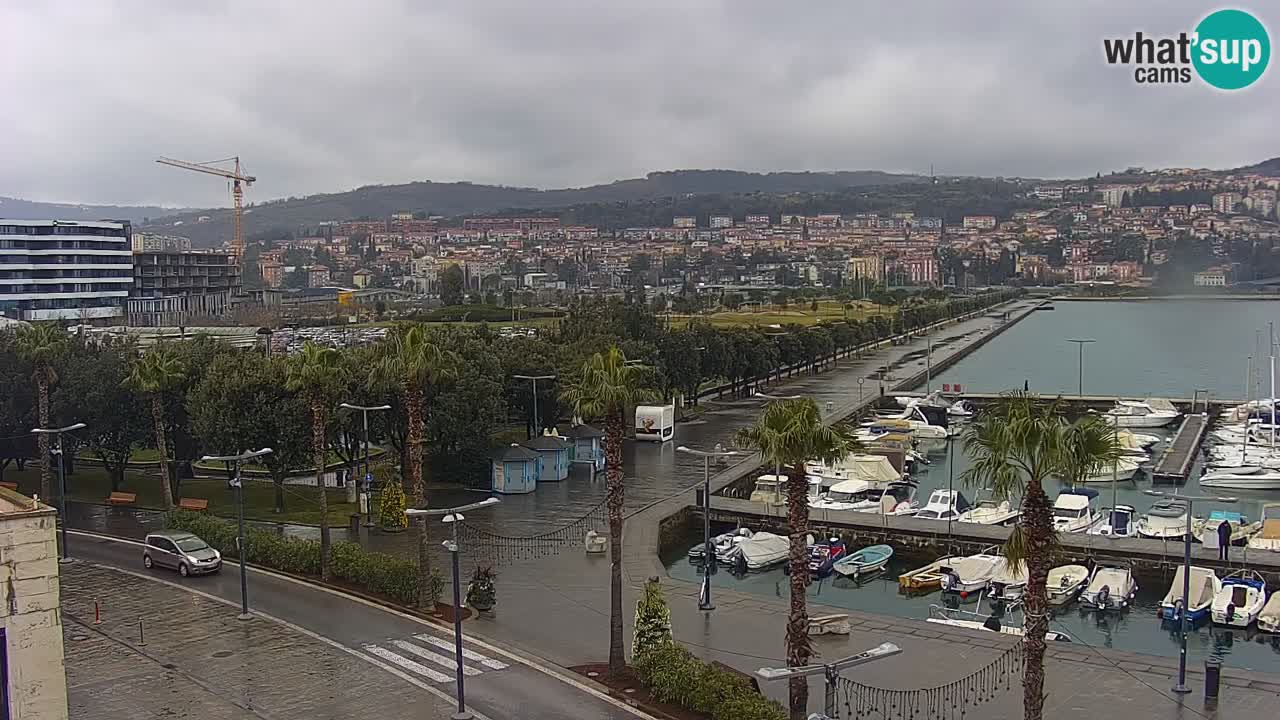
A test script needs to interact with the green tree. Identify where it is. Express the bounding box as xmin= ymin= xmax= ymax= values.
xmin=736 ymin=398 xmax=856 ymax=719
xmin=56 ymin=341 xmax=149 ymax=491
xmin=0 ymin=331 xmax=35 ymax=482
xmin=371 ymin=325 xmax=458 ymax=607
xmin=124 ymin=344 xmax=185 ymax=510
xmin=440 ymin=264 xmax=466 ymax=306
xmin=633 ymin=577 xmax=672 ymax=656
xmin=14 ymin=323 xmax=65 ymax=498
xmin=285 ymin=342 xmax=346 ymax=581
xmin=961 ymin=394 xmax=1118 ymax=720
xmin=561 ymin=346 xmax=655 ymax=675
